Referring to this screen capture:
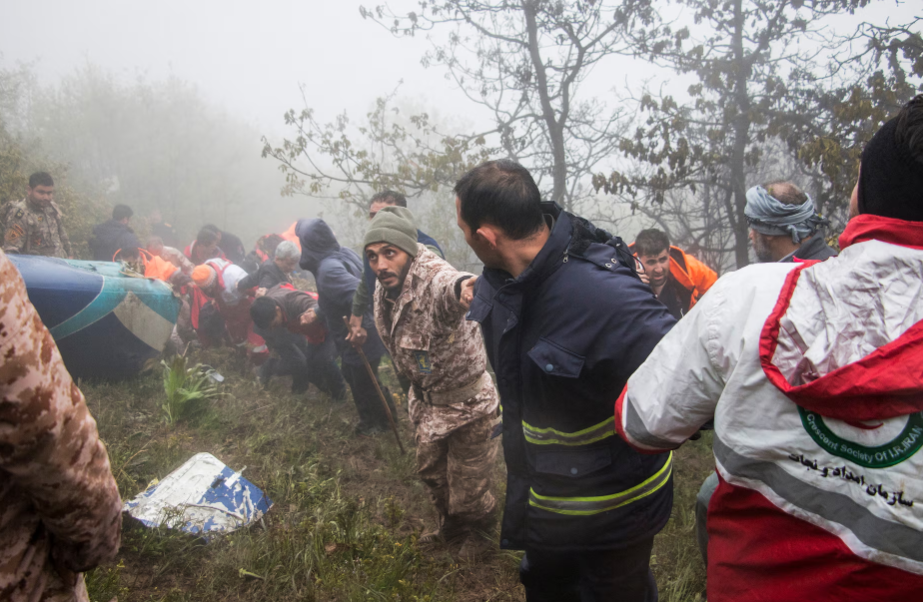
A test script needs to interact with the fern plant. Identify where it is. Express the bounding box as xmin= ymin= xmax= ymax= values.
xmin=161 ymin=354 xmax=219 ymax=425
